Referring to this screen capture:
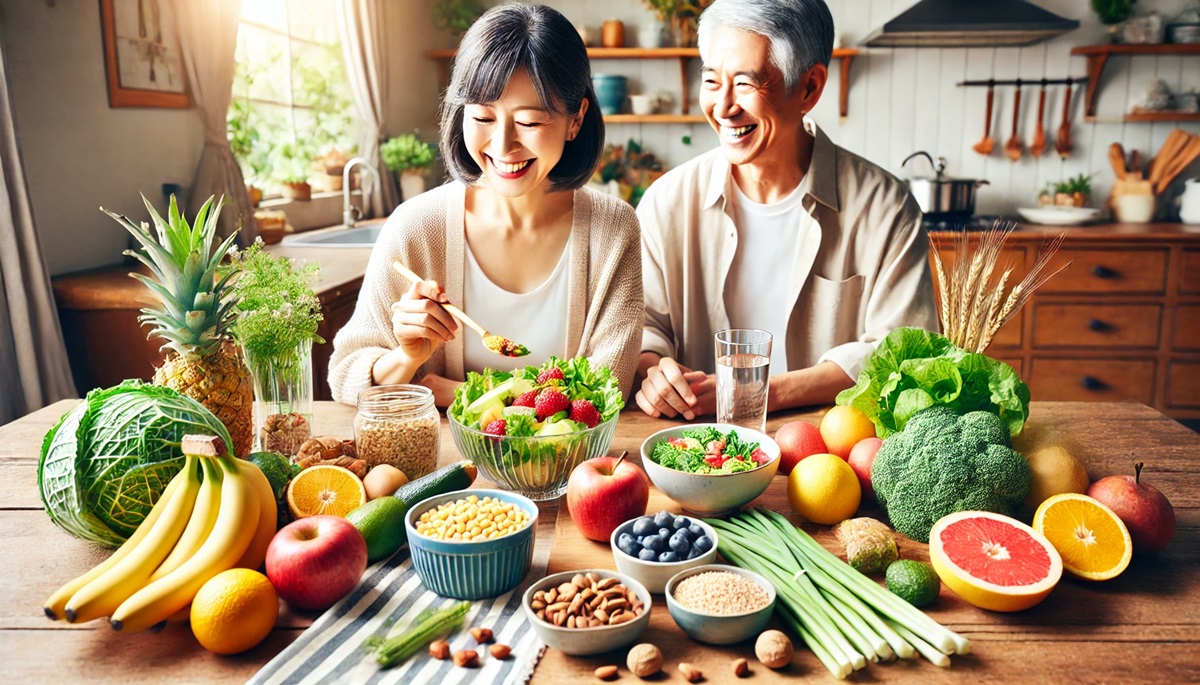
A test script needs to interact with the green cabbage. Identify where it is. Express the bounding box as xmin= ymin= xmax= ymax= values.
xmin=38 ymin=380 xmax=232 ymax=546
